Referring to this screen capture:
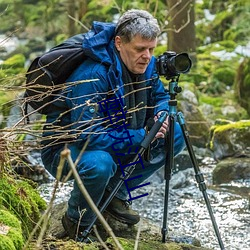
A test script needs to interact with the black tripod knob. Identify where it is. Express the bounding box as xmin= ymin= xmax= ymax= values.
xmin=174 ymin=86 xmax=182 ymax=93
